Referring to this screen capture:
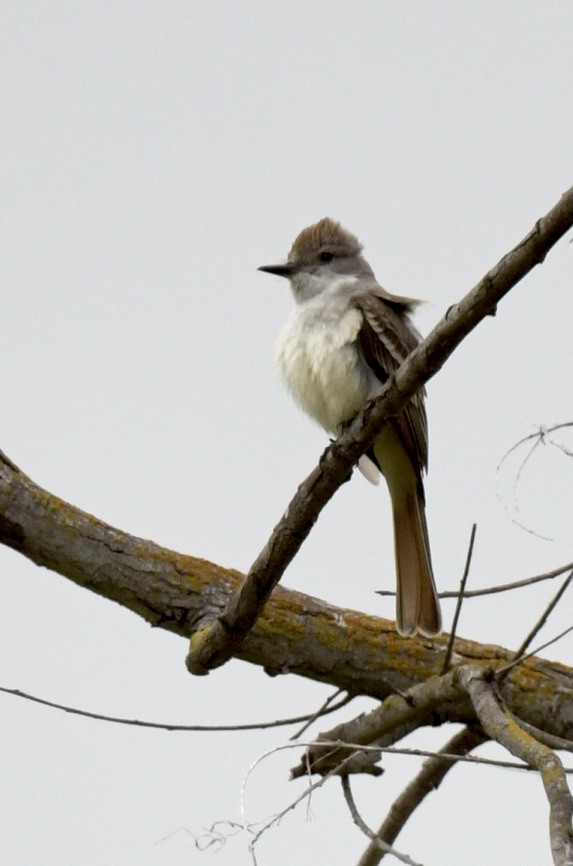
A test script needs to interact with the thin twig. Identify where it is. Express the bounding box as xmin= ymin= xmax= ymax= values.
xmin=241 ymin=742 xmax=380 ymax=859
xmin=241 ymin=733 xmax=573 ymax=866
xmin=376 ymin=560 xmax=573 ymax=599
xmin=498 ymin=423 xmax=573 ymax=464
xmin=442 ymin=524 xmax=476 ymax=674
xmin=372 ymin=743 xmax=529 ymax=772
xmin=341 ymin=776 xmax=423 ymax=866
xmin=545 ymin=422 xmax=573 ymax=458
xmin=0 ymin=685 xmax=347 ymax=733
xmin=322 ymin=740 xmax=573 ymax=775
xmin=355 ymin=726 xmax=488 ymax=866
xmin=496 ymin=426 xmax=552 ymax=540
xmin=289 ymin=689 xmax=351 ymax=740
xmin=496 ymin=422 xmax=573 ymax=540
xmin=495 ymin=623 xmax=573 ymax=680
xmin=511 ymin=569 xmax=573 ymax=661
xmin=154 ymin=821 xmax=243 ymax=852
